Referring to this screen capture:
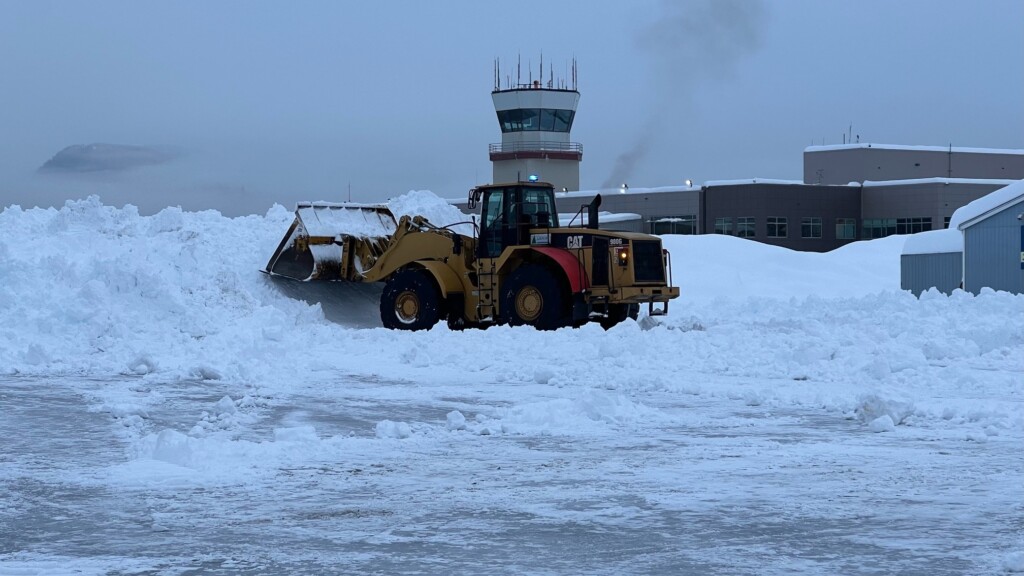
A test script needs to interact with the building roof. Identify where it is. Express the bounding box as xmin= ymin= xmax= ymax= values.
xmin=557 ymin=185 xmax=694 ymax=199
xmin=901 ymin=229 xmax=962 ymax=256
xmin=704 ymin=178 xmax=806 ymax=187
xmin=950 ymin=179 xmax=1024 ymax=230
xmin=805 ymin=143 xmax=1024 ymax=155
xmin=862 ymin=177 xmax=1019 ymax=188
xmin=558 ymin=211 xmax=640 ymax=227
